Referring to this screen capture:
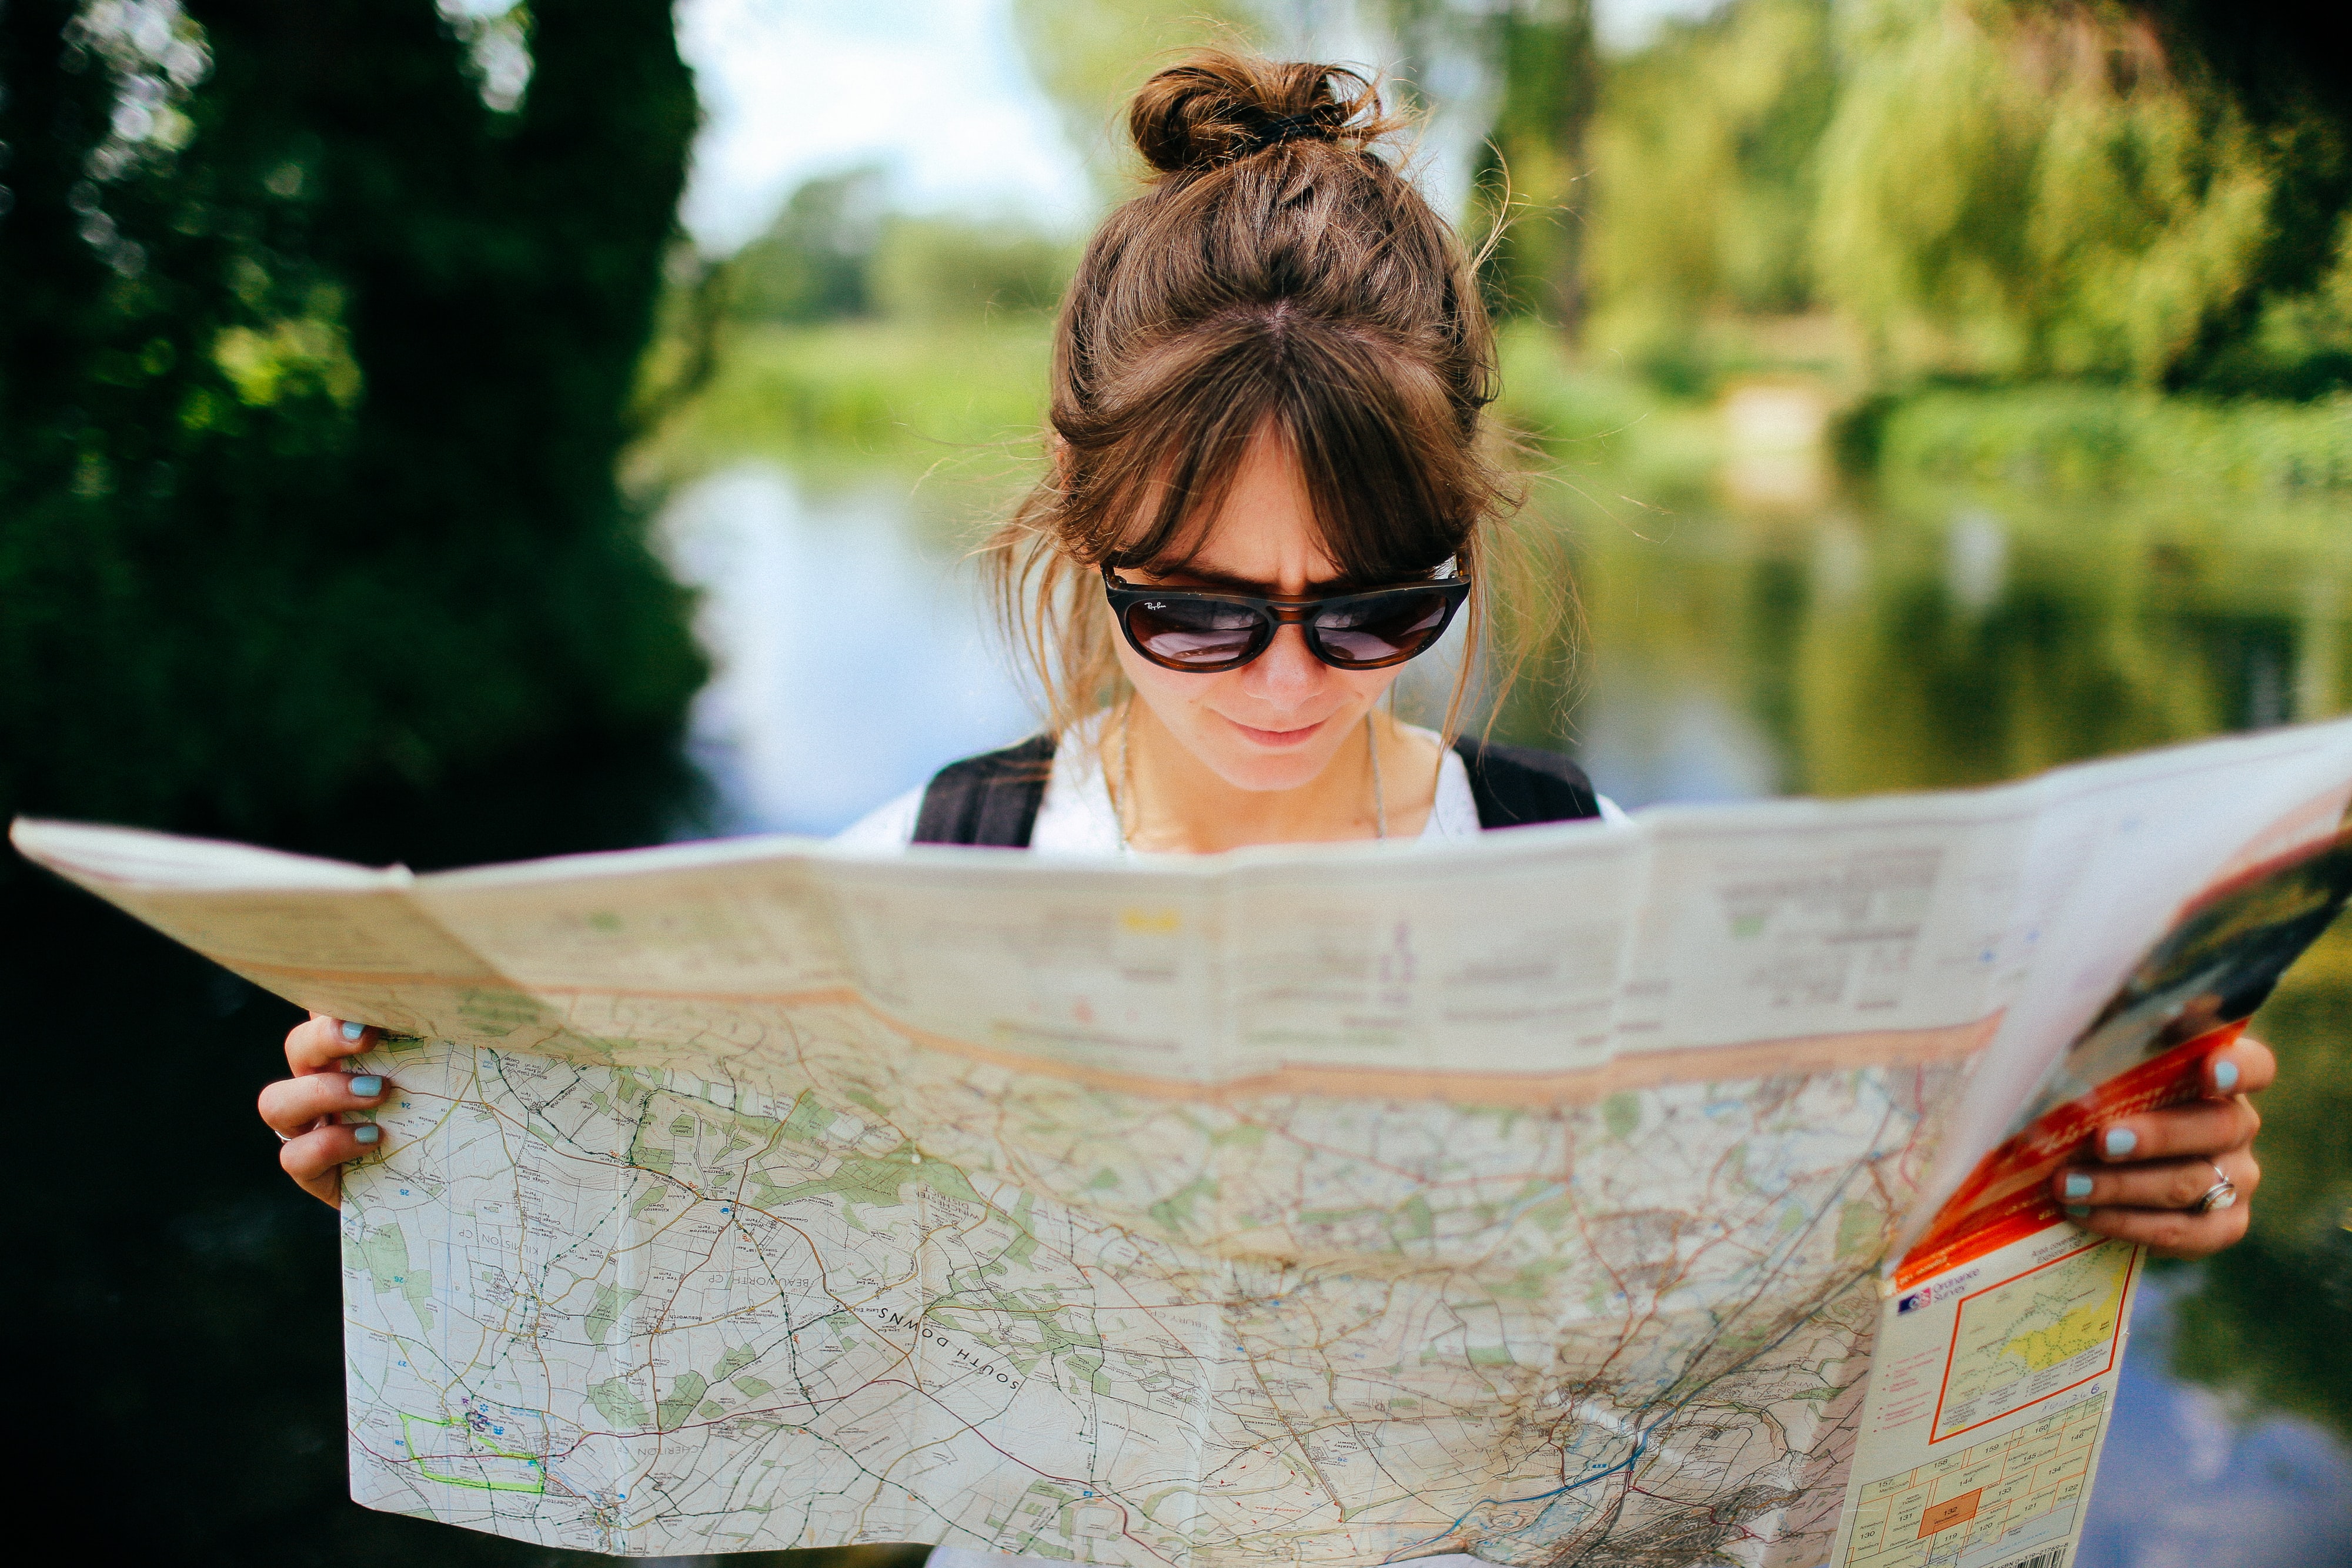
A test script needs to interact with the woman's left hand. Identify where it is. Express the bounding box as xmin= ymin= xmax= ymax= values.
xmin=2050 ymin=1036 xmax=2272 ymax=1258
